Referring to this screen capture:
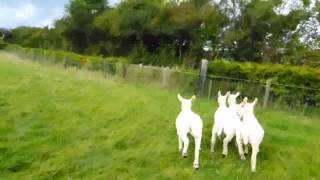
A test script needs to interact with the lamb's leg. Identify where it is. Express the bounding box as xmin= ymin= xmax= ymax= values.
xmin=181 ymin=134 xmax=189 ymax=158
xmin=193 ymin=136 xmax=201 ymax=169
xmin=244 ymin=145 xmax=249 ymax=155
xmin=236 ymin=130 xmax=245 ymax=160
xmin=222 ymin=133 xmax=234 ymax=157
xmin=210 ymin=128 xmax=217 ymax=153
xmin=178 ymin=135 xmax=183 ymax=152
xmin=243 ymin=134 xmax=249 ymax=155
xmin=251 ymin=145 xmax=259 ymax=172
